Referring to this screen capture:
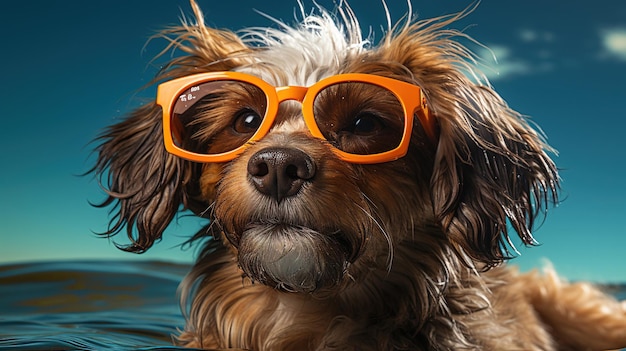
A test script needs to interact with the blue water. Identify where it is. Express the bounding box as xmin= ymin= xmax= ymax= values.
xmin=1 ymin=261 xmax=625 ymax=350
xmin=0 ymin=261 xmax=192 ymax=350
